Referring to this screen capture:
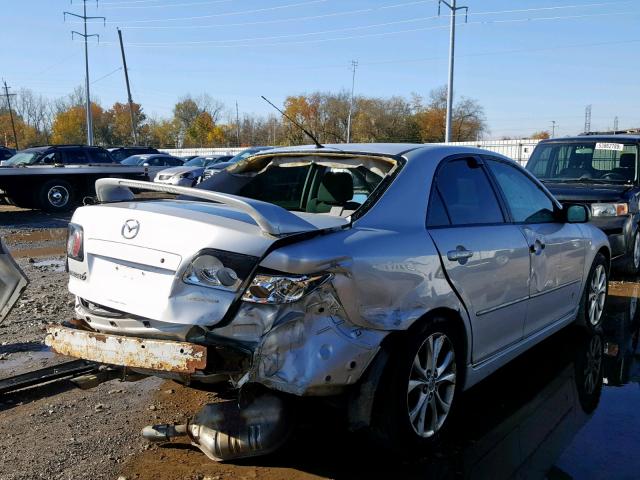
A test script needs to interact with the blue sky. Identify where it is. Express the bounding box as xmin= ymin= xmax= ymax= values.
xmin=3 ymin=0 xmax=640 ymax=138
